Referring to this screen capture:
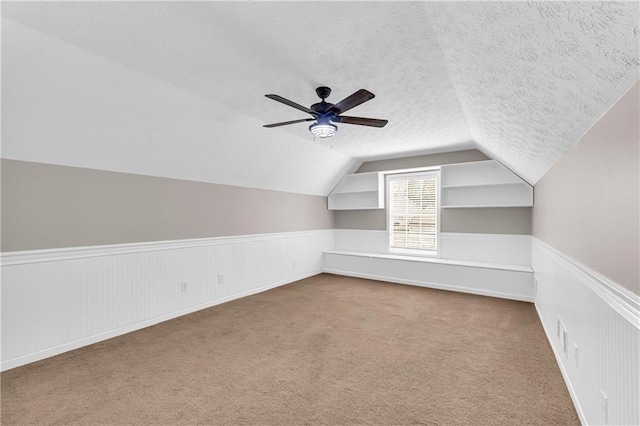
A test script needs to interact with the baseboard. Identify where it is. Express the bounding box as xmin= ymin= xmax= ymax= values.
xmin=1 ymin=270 xmax=319 ymax=372
xmin=323 ymin=268 xmax=533 ymax=302
xmin=534 ymin=303 xmax=587 ymax=425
